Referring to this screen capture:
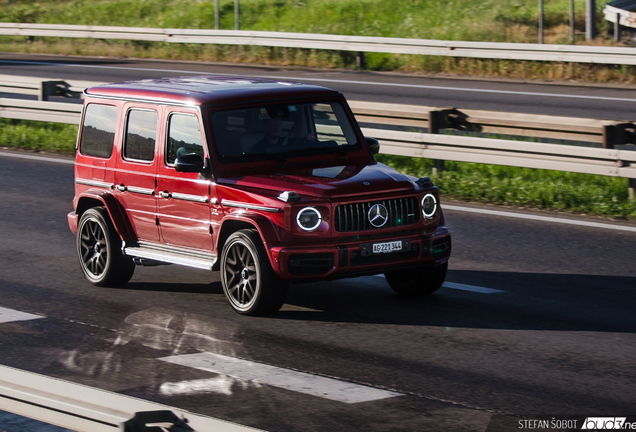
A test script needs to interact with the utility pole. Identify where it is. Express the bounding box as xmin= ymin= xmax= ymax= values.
xmin=586 ymin=0 xmax=597 ymax=40
xmin=570 ymin=0 xmax=575 ymax=43
xmin=215 ymin=0 xmax=220 ymax=30
xmin=235 ymin=0 xmax=240 ymax=30
xmin=539 ymin=0 xmax=544 ymax=44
